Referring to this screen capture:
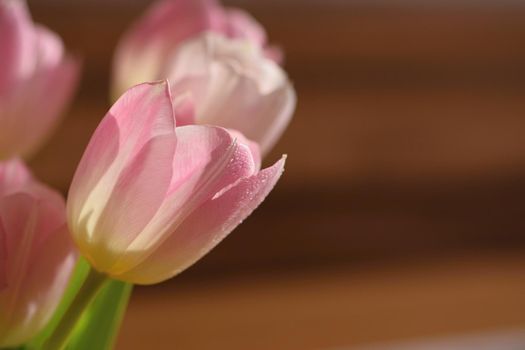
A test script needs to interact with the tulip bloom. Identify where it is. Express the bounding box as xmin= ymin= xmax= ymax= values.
xmin=0 ymin=0 xmax=79 ymax=160
xmin=0 ymin=159 xmax=76 ymax=347
xmin=113 ymin=0 xmax=280 ymax=96
xmin=112 ymin=0 xmax=295 ymax=155
xmin=68 ymin=82 xmax=285 ymax=285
